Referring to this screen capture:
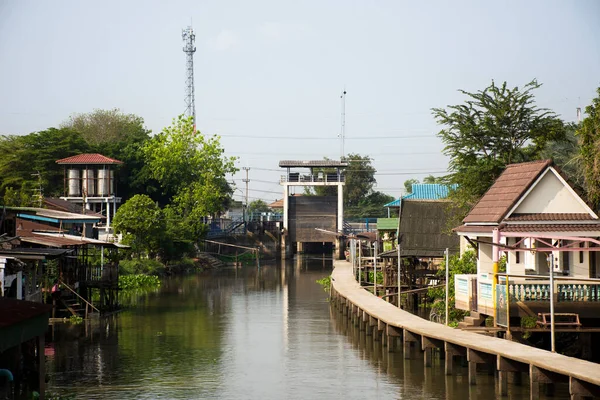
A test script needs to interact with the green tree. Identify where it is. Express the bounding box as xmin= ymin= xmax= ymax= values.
xmin=113 ymin=194 xmax=165 ymax=257
xmin=403 ymin=179 xmax=419 ymax=193
xmin=540 ymin=123 xmax=585 ymax=193
xmin=247 ymin=200 xmax=270 ymax=215
xmin=346 ymin=191 xmax=395 ymax=218
xmin=62 ymin=109 xmax=153 ymax=201
xmin=423 ymin=175 xmax=443 ymax=184
xmin=0 ymin=128 xmax=91 ymax=197
xmin=577 ymin=87 xmax=600 ymax=207
xmin=143 ymin=116 xmax=237 ymax=242
xmin=433 ymin=80 xmax=566 ymax=210
xmin=310 ymin=154 xmax=376 ymax=207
